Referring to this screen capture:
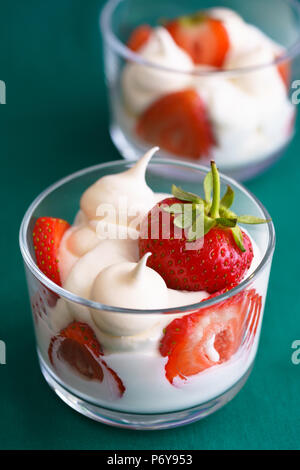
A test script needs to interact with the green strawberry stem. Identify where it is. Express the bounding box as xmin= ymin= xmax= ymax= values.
xmin=169 ymin=160 xmax=270 ymax=252
xmin=209 ymin=161 xmax=220 ymax=219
